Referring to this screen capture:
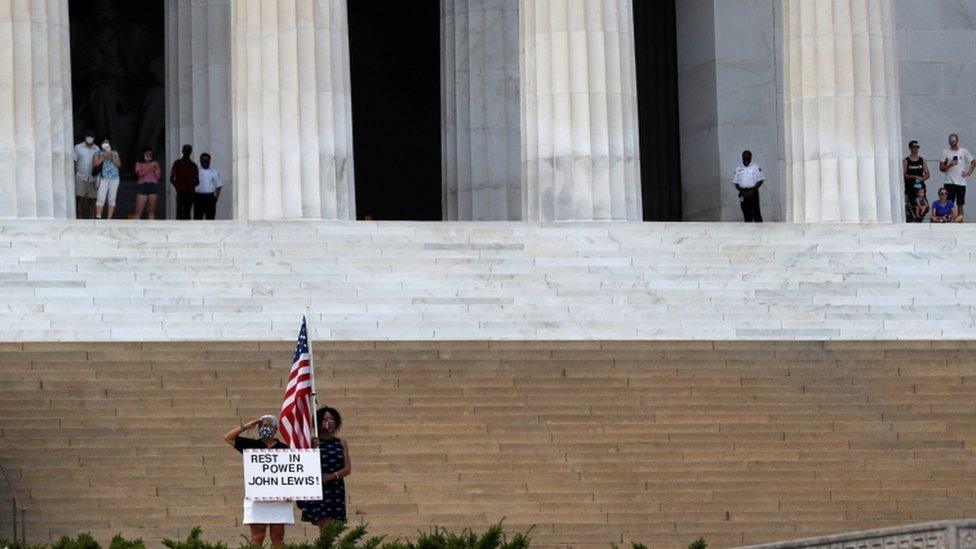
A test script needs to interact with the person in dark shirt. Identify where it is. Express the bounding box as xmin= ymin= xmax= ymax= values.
xmin=223 ymin=415 xmax=292 ymax=548
xmin=170 ymin=144 xmax=199 ymax=220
